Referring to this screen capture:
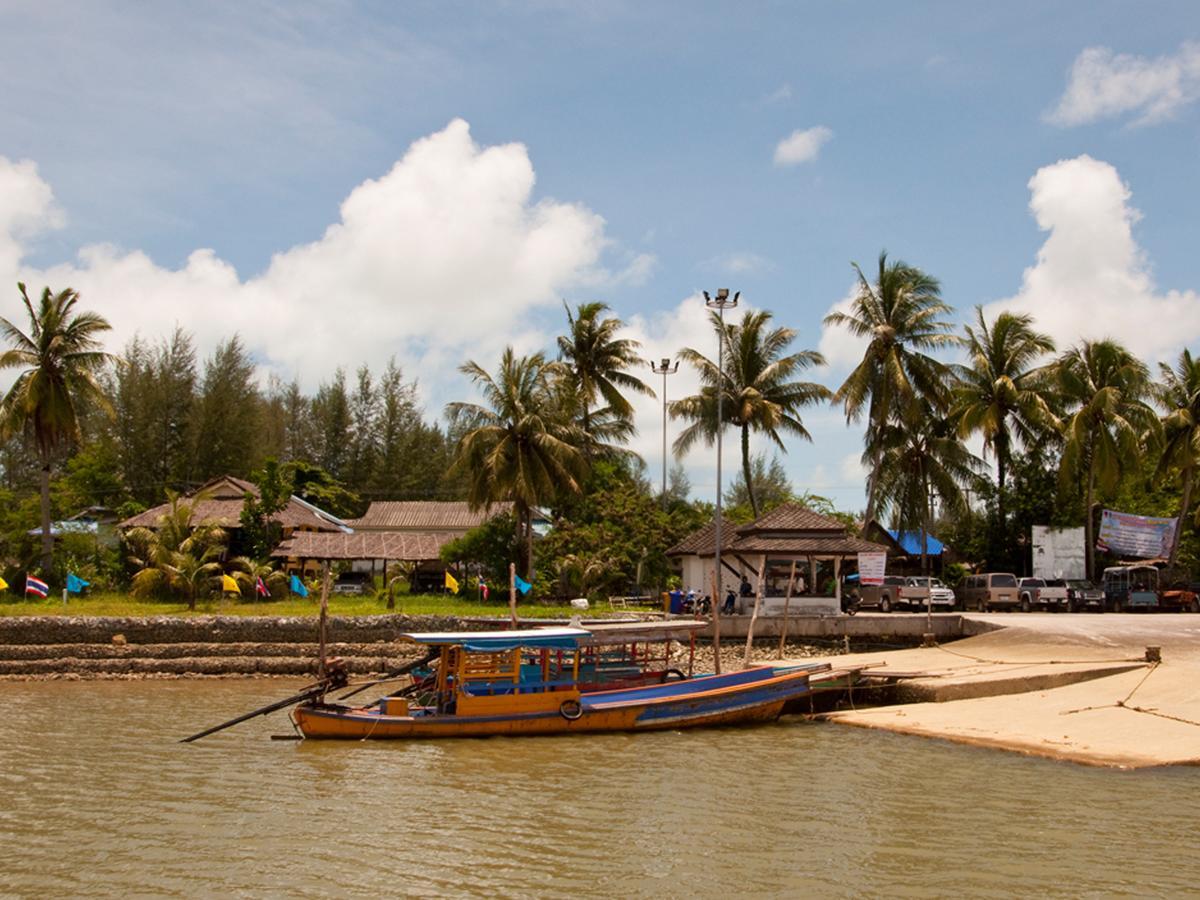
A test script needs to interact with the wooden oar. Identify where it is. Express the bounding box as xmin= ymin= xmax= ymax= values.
xmin=335 ymin=650 xmax=438 ymax=701
xmin=180 ymin=680 xmax=332 ymax=743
